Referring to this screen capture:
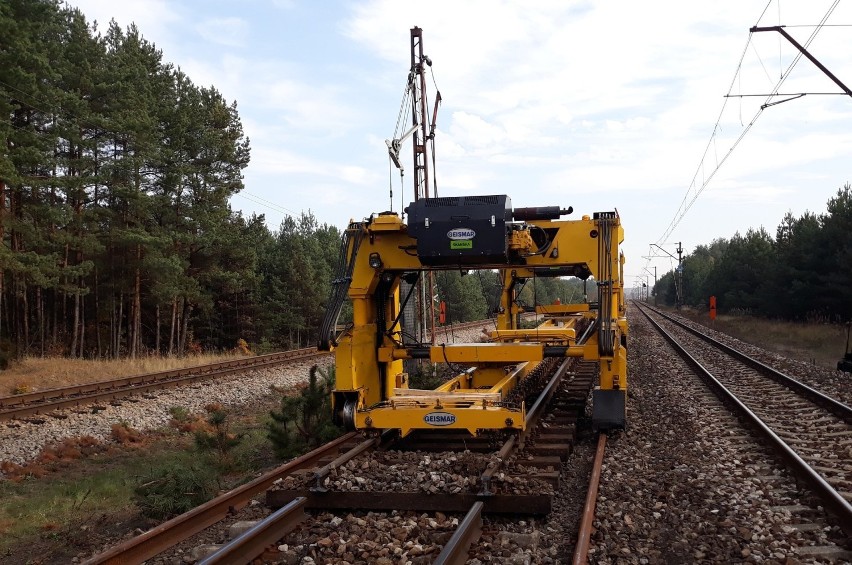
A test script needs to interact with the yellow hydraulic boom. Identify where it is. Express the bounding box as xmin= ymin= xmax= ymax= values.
xmin=318 ymin=195 xmax=627 ymax=437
